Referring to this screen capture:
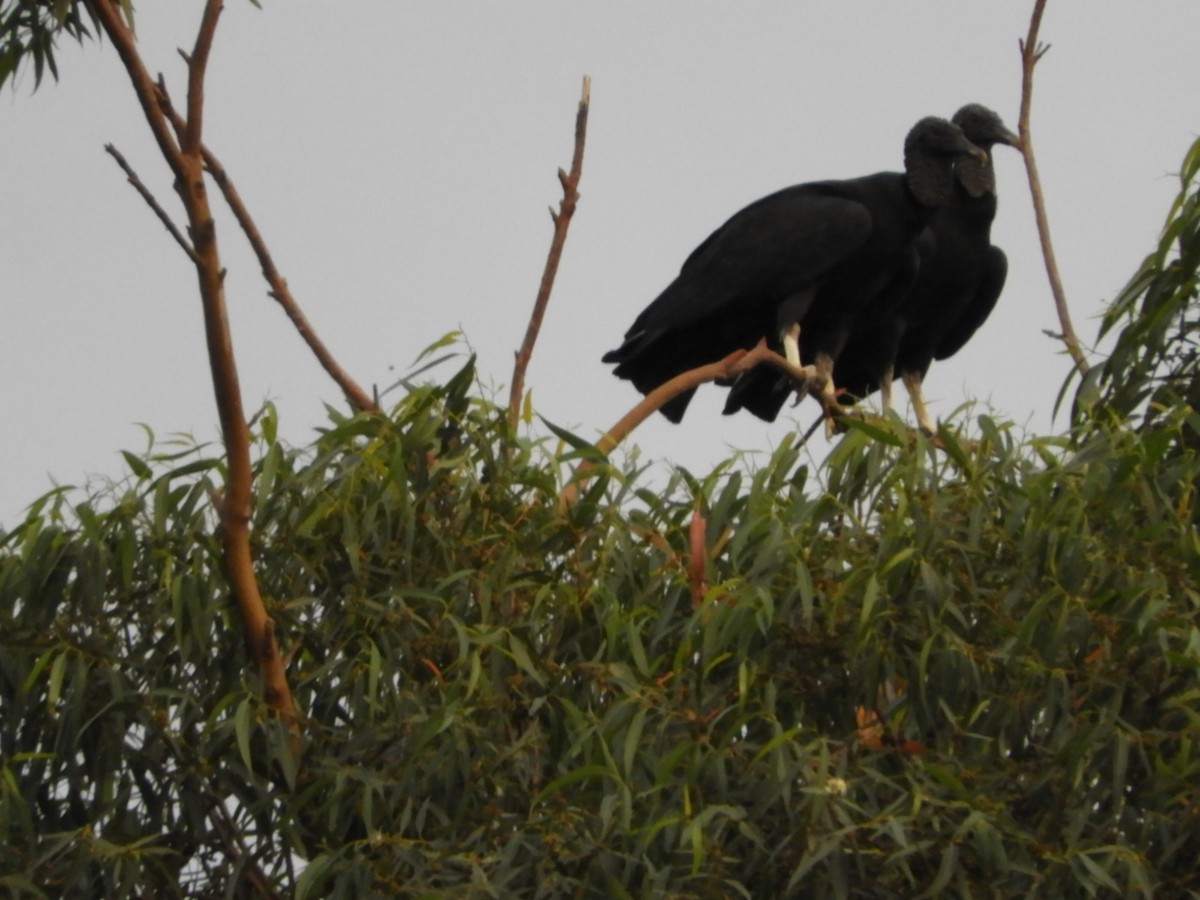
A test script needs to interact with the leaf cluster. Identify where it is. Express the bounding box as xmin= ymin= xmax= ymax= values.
xmin=1088 ymin=135 xmax=1200 ymax=429
xmin=0 ymin=0 xmax=116 ymax=92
